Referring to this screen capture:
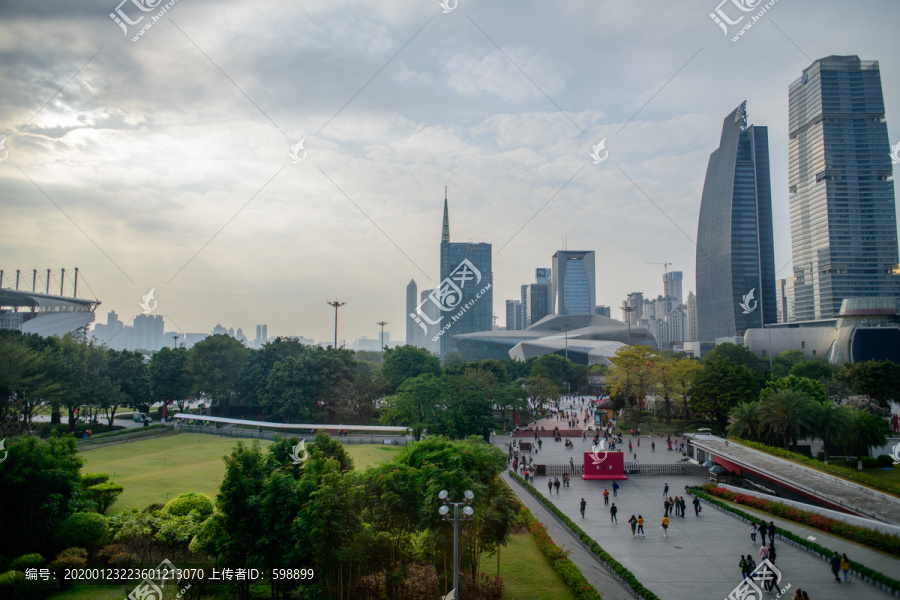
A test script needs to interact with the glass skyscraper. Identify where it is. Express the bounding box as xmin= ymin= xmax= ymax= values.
xmin=789 ymin=56 xmax=900 ymax=321
xmin=551 ymin=251 xmax=596 ymax=315
xmin=696 ymin=102 xmax=776 ymax=341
